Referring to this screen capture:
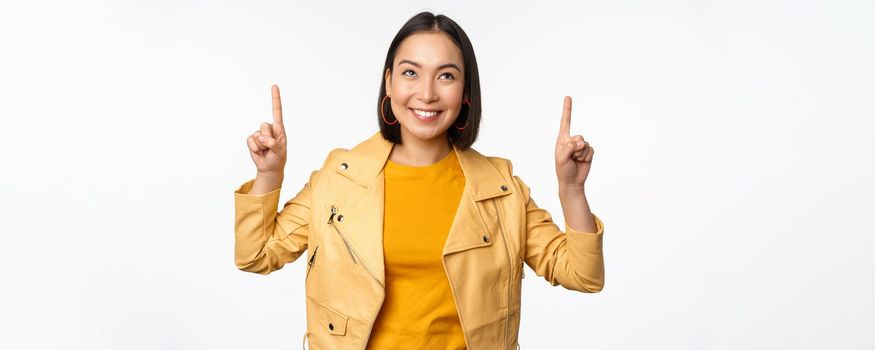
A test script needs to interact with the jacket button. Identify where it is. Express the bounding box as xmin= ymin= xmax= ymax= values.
xmin=339 ymin=163 xmax=348 ymax=170
xmin=337 ymin=215 xmax=344 ymax=222
xmin=328 ymin=323 xmax=334 ymax=331
xmin=500 ymin=185 xmax=508 ymax=191
xmin=482 ymin=235 xmax=490 ymax=243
